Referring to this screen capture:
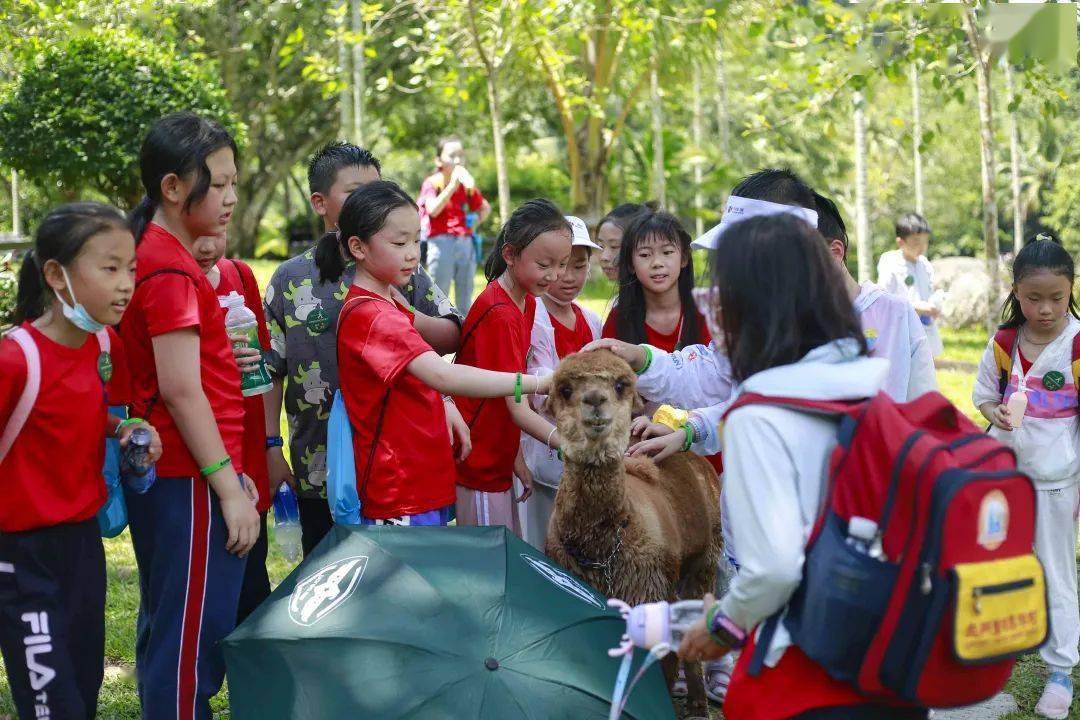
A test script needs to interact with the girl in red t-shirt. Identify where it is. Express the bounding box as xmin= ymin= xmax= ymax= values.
xmin=453 ymin=199 xmax=574 ymax=533
xmin=313 ymin=181 xmax=550 ymax=527
xmin=601 ymin=208 xmax=710 ymax=353
xmin=120 ymin=112 xmax=259 ymax=720
xmin=192 ymin=231 xmax=275 ymax=625
xmin=0 ymin=203 xmax=160 ymax=718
